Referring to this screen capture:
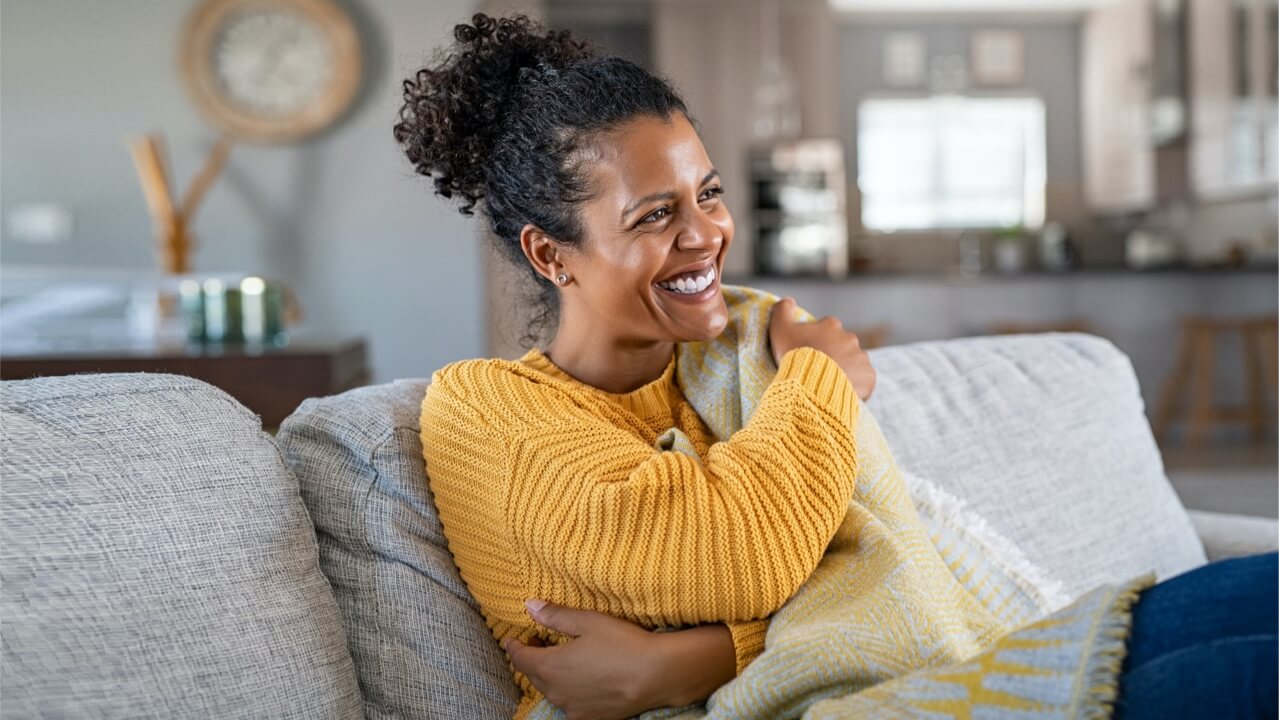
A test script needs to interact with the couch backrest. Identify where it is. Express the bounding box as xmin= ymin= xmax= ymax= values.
xmin=864 ymin=333 xmax=1205 ymax=598
xmin=1 ymin=373 xmax=363 ymax=719
xmin=277 ymin=333 xmax=1207 ymax=718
